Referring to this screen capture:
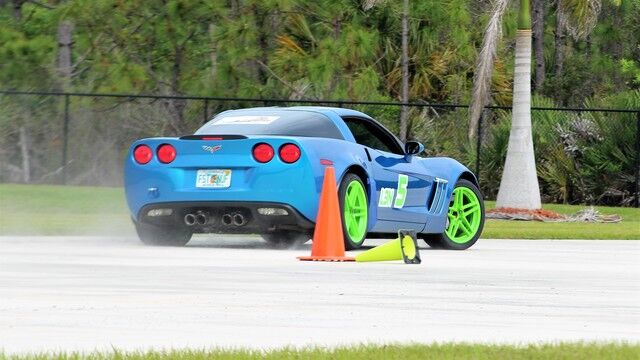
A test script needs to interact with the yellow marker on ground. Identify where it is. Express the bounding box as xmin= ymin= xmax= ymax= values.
xmin=355 ymin=230 xmax=421 ymax=264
